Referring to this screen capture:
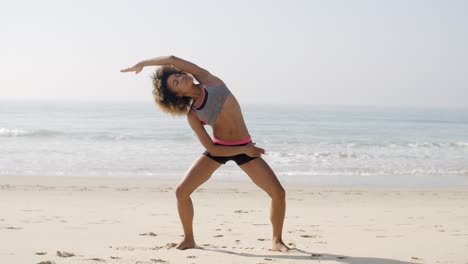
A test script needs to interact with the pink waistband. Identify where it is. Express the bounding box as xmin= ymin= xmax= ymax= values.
xmin=213 ymin=136 xmax=252 ymax=146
